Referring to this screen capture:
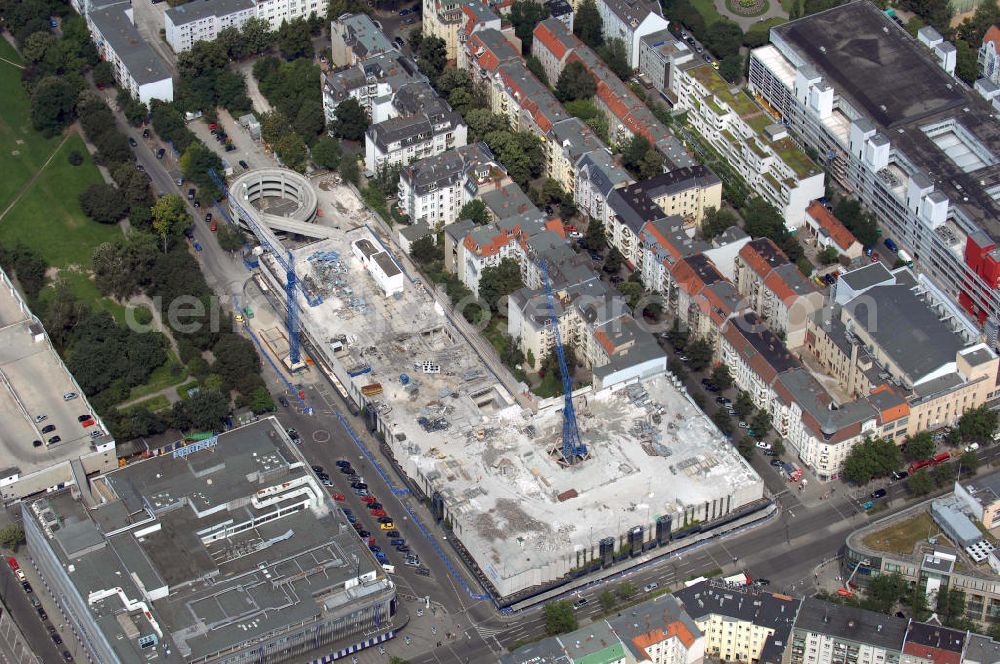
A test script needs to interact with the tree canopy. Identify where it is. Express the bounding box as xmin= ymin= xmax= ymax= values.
xmin=574 ymin=0 xmax=603 ymax=47
xmin=333 ymin=97 xmax=370 ymax=141
xmin=555 ymin=61 xmax=597 ymax=102
xmin=79 ymin=184 xmax=129 ymax=224
xmin=478 ymin=258 xmax=524 ymax=313
xmin=459 ymin=199 xmax=490 ymax=225
xmin=842 ymin=437 xmax=902 ymax=485
xmin=510 ymin=0 xmax=550 ymax=54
